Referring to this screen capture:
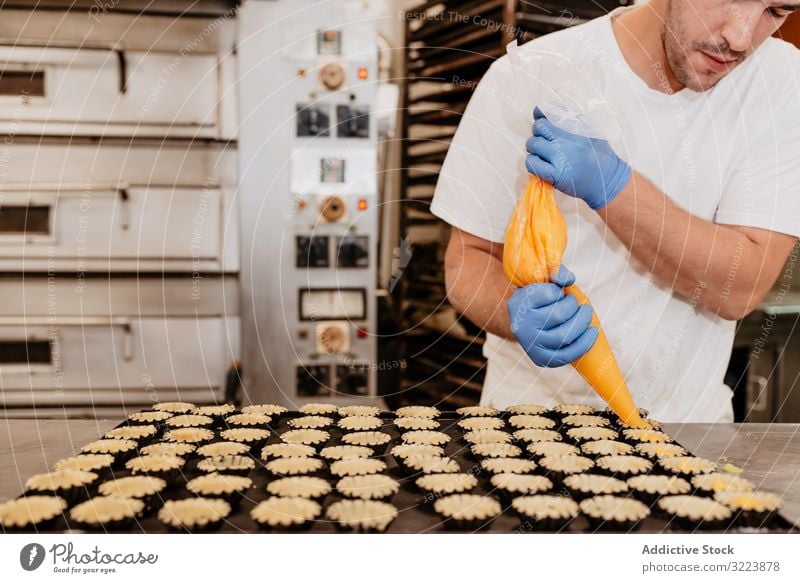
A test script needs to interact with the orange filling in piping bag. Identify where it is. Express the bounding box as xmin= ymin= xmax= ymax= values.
xmin=503 ymin=175 xmax=645 ymax=427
